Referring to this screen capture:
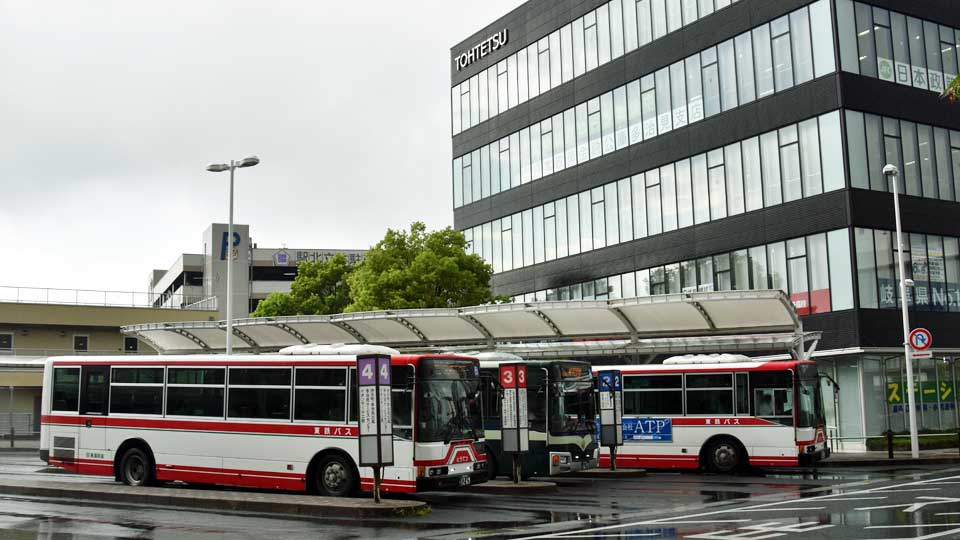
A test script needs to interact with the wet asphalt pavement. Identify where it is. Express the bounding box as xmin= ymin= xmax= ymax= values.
xmin=0 ymin=452 xmax=959 ymax=539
